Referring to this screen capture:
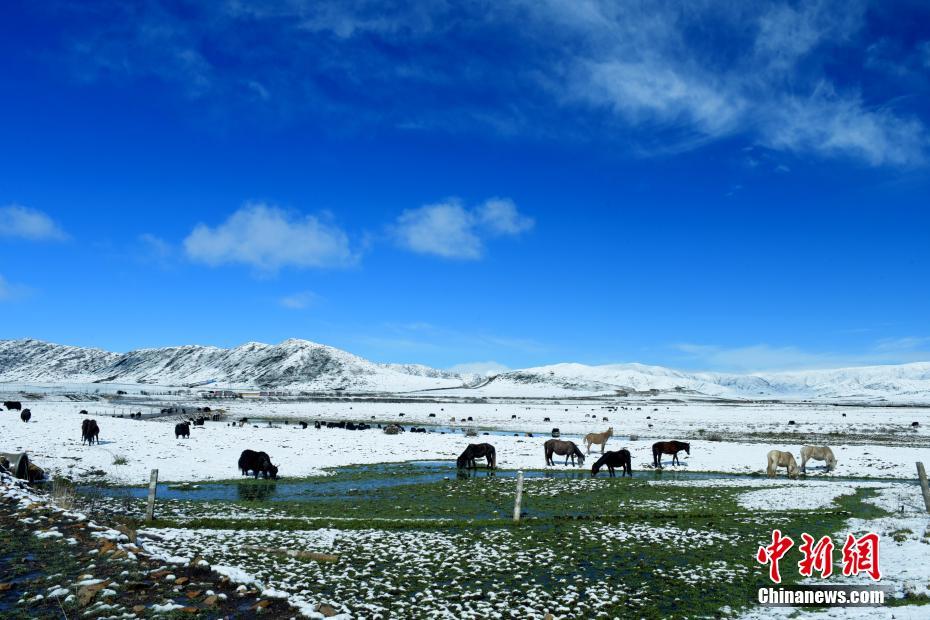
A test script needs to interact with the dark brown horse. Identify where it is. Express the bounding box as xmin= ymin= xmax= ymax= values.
xmin=544 ymin=439 xmax=585 ymax=466
xmin=591 ymin=449 xmax=632 ymax=477
xmin=652 ymin=440 xmax=689 ymax=468
xmin=457 ymin=443 xmax=496 ymax=469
